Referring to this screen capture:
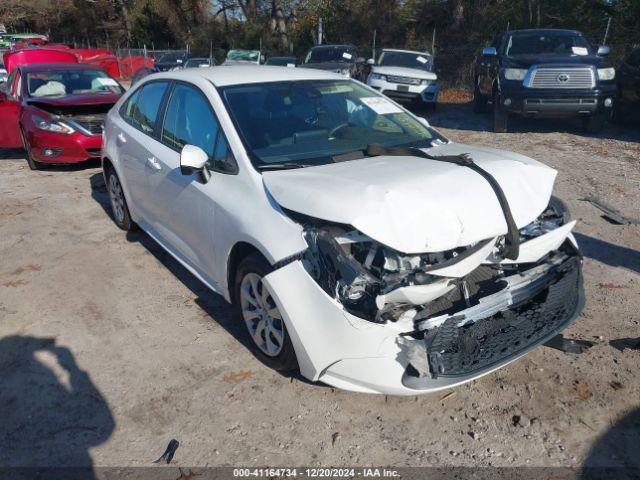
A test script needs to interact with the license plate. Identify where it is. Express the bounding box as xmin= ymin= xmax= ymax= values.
xmin=397 ymin=85 xmax=409 ymax=92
